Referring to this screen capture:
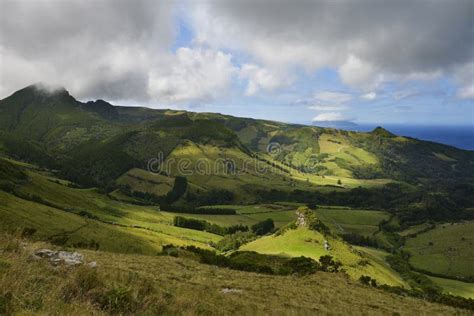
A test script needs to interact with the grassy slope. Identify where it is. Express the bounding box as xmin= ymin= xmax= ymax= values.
xmin=404 ymin=222 xmax=474 ymax=279
xmin=0 ymin=158 xmax=221 ymax=252
xmin=241 ymin=227 xmax=406 ymax=287
xmin=0 ymin=236 xmax=466 ymax=315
